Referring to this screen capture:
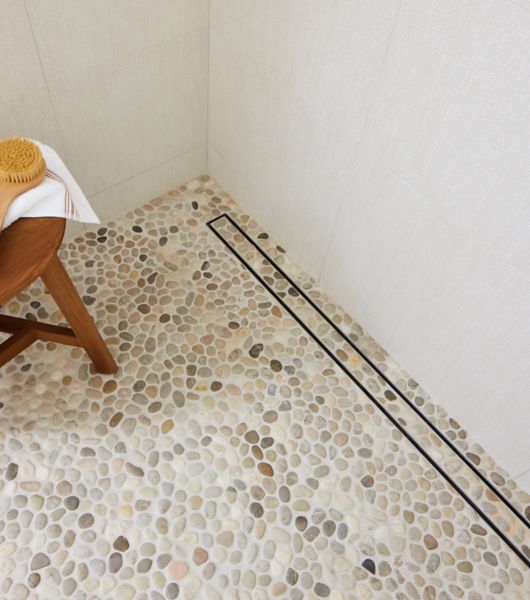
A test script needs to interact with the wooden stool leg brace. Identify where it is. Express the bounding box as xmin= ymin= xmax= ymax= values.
xmin=0 ymin=255 xmax=117 ymax=373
